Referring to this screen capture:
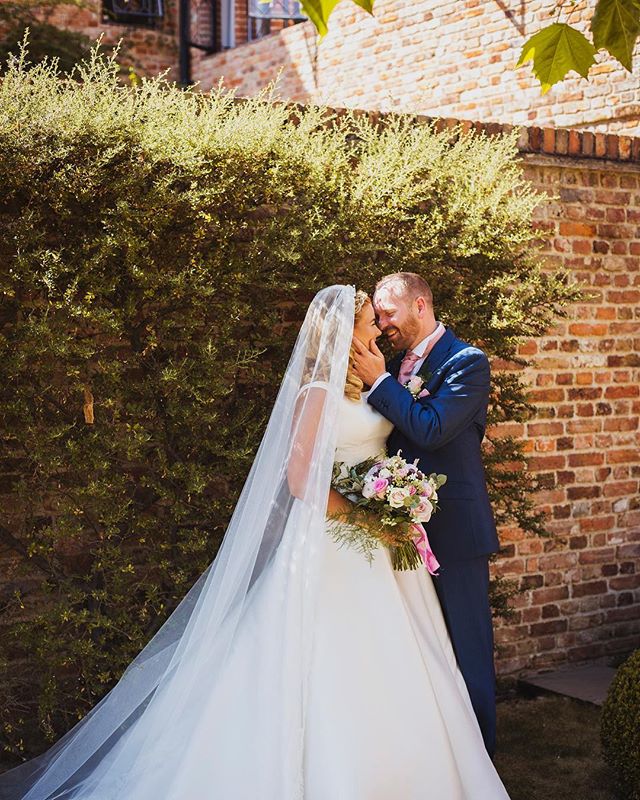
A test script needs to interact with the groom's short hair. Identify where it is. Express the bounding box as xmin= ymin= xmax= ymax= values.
xmin=375 ymin=272 xmax=433 ymax=307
